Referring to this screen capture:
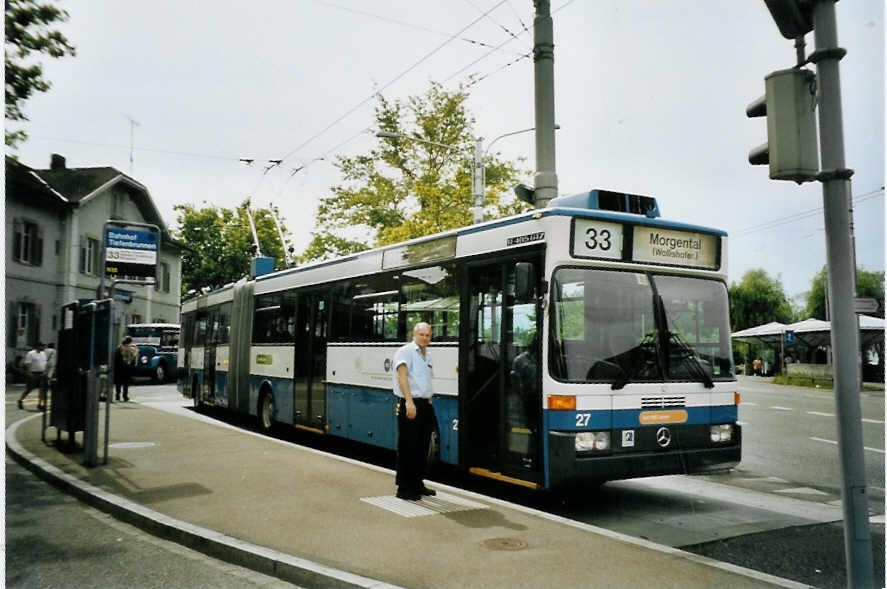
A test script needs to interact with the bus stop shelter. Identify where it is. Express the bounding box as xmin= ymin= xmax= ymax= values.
xmin=731 ymin=316 xmax=885 ymax=381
